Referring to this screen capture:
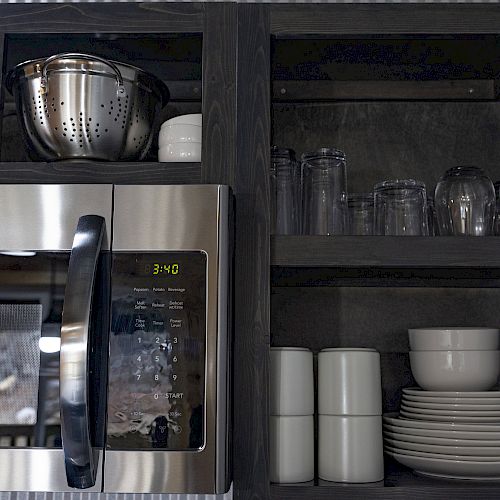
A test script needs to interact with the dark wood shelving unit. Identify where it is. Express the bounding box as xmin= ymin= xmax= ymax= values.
xmin=267 ymin=4 xmax=500 ymax=500
xmin=0 ymin=161 xmax=201 ymax=184
xmin=272 ymin=236 xmax=500 ymax=269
